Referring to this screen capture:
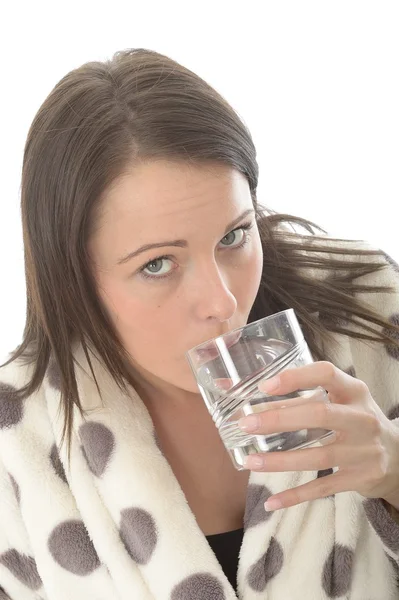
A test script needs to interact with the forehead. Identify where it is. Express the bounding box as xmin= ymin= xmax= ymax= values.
xmin=88 ymin=160 xmax=253 ymax=269
xmin=95 ymin=159 xmax=252 ymax=227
